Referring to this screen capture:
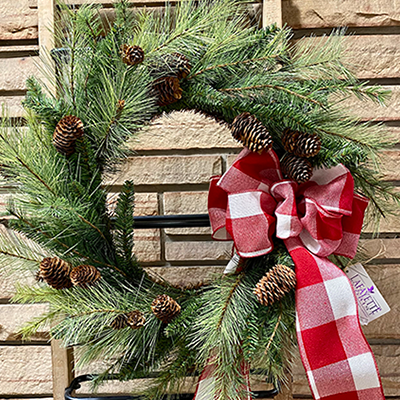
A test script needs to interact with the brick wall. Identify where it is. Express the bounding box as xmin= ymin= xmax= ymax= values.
xmin=1 ymin=1 xmax=400 ymax=399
